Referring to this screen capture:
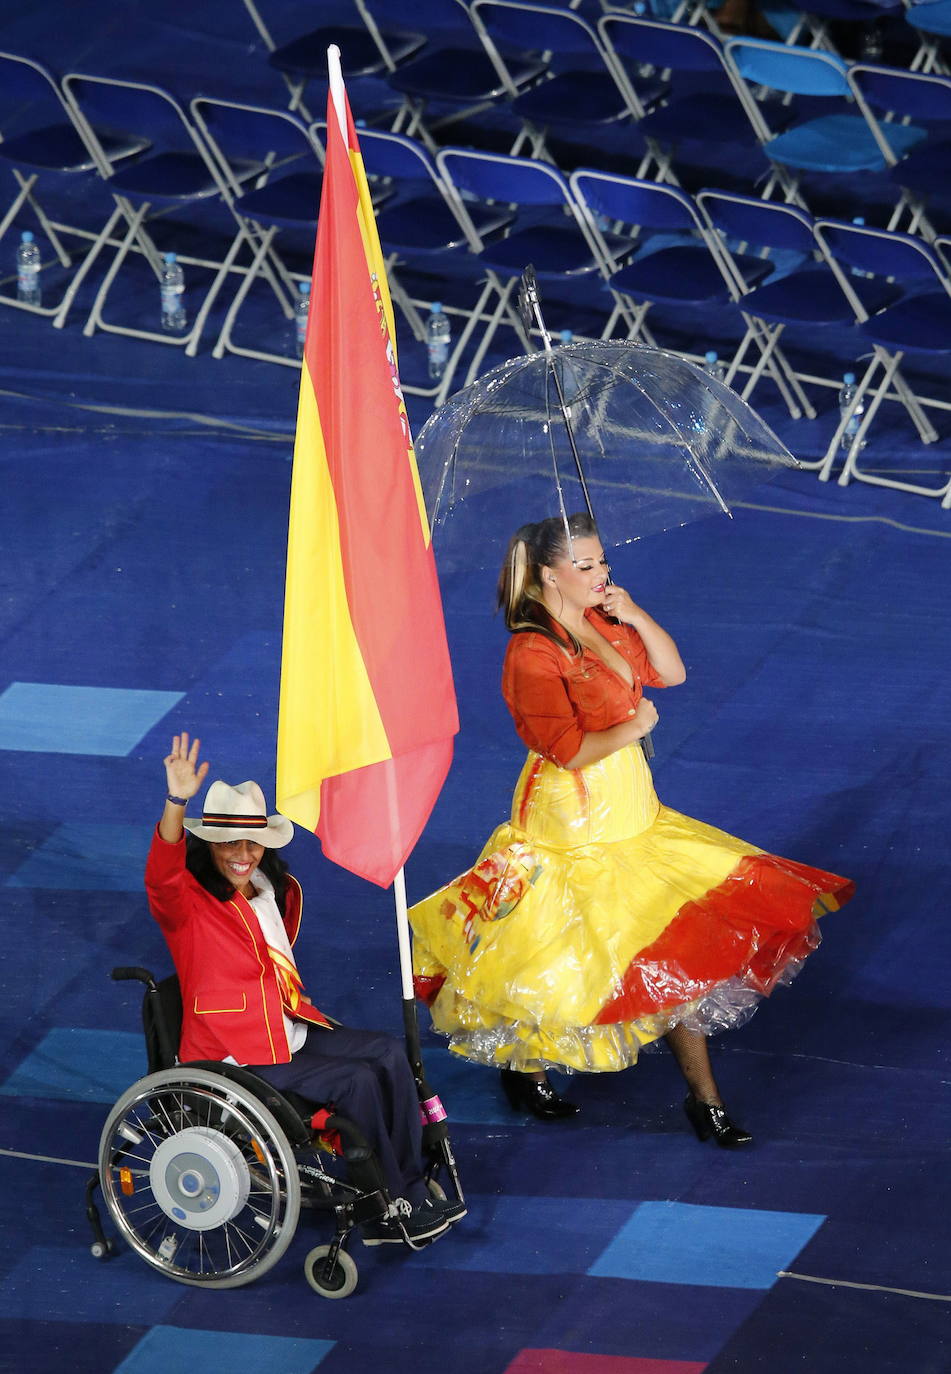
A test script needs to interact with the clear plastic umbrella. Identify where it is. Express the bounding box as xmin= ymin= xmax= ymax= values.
xmin=416 ymin=337 xmax=801 ymax=575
